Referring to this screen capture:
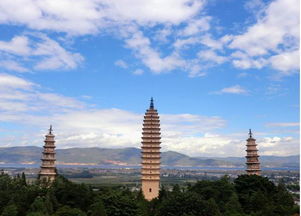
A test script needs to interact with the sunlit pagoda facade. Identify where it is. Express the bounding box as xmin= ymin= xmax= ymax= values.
xmin=245 ymin=129 xmax=261 ymax=175
xmin=141 ymin=98 xmax=161 ymax=201
xmin=39 ymin=125 xmax=57 ymax=182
